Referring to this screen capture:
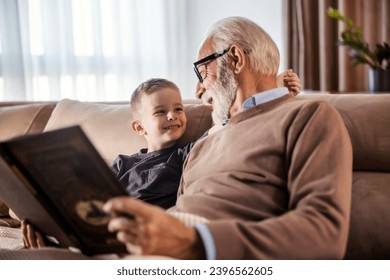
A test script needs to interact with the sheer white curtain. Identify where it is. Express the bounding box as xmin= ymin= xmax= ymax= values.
xmin=0 ymin=0 xmax=189 ymax=101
